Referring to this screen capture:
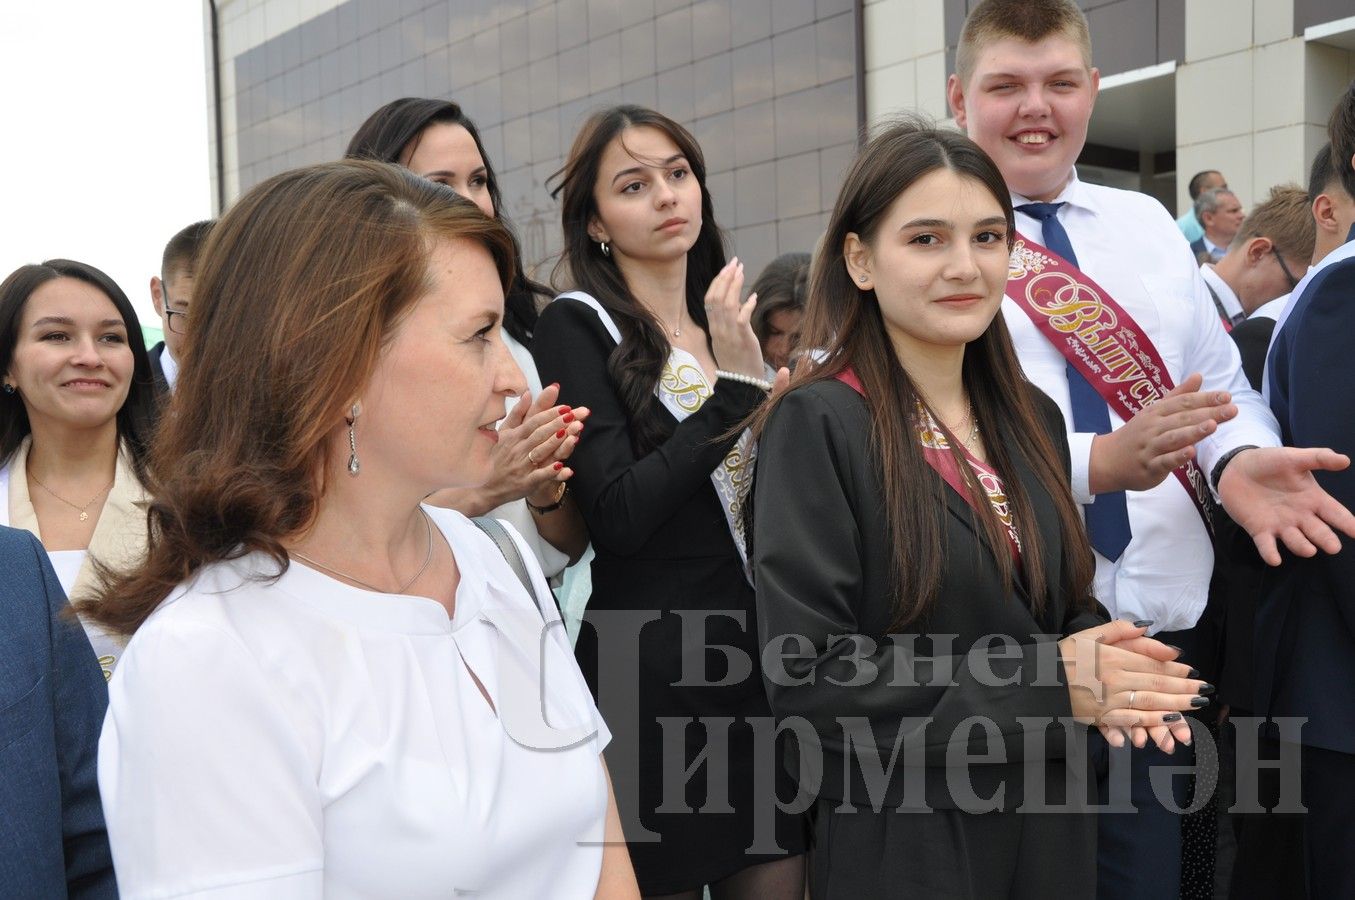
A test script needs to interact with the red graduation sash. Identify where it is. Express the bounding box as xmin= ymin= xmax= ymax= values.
xmin=835 ymin=369 xmax=1022 ymax=562
xmin=1004 ymin=233 xmax=1214 ymax=531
